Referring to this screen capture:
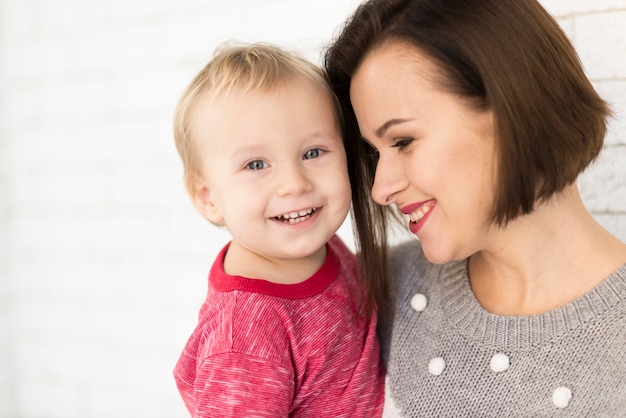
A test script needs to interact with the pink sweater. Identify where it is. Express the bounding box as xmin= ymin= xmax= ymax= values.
xmin=174 ymin=235 xmax=384 ymax=417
